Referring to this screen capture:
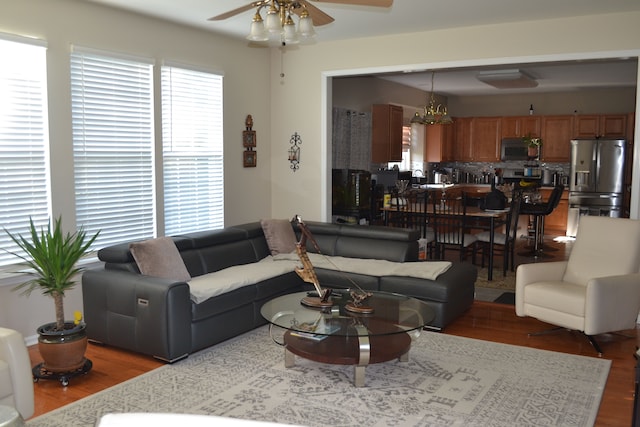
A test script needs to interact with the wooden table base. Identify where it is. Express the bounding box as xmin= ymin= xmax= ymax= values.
xmin=283 ymin=329 xmax=412 ymax=387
